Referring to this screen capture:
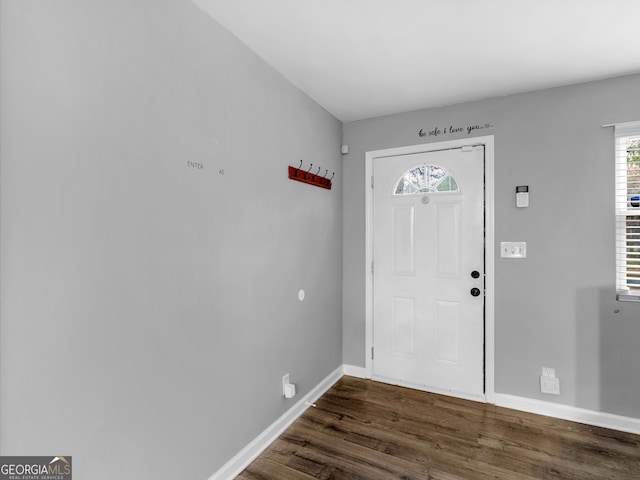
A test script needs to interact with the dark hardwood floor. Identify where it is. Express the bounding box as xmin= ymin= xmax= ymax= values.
xmin=237 ymin=376 xmax=640 ymax=480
